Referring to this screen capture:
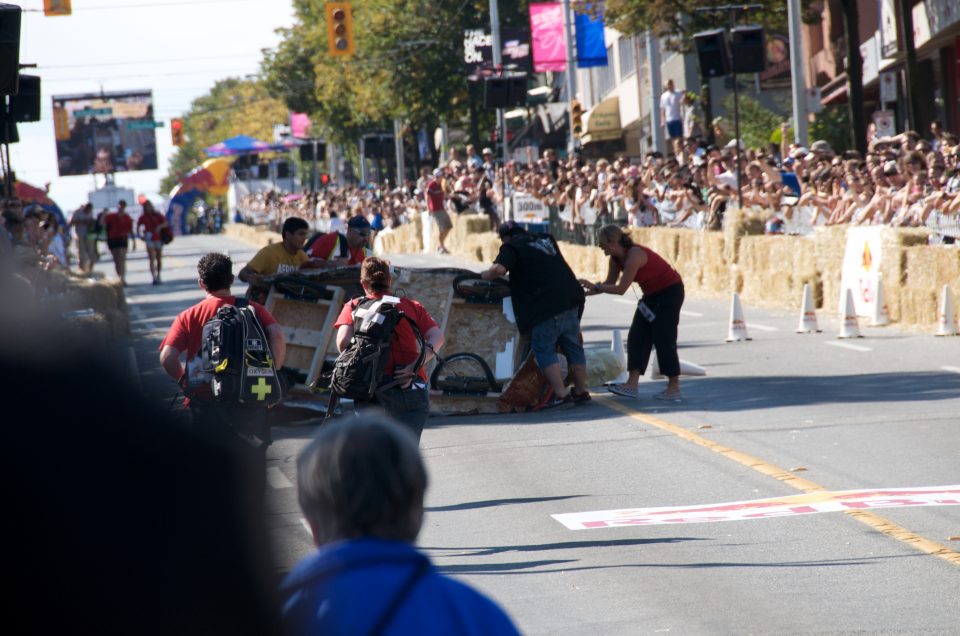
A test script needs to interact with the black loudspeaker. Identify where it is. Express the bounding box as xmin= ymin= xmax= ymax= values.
xmin=731 ymin=25 xmax=765 ymax=74
xmin=483 ymin=77 xmax=510 ymax=108
xmin=10 ymin=74 xmax=40 ymax=122
xmin=507 ymin=75 xmax=527 ymax=106
xmin=693 ymin=29 xmax=730 ymax=78
xmin=0 ymin=119 xmax=17 ymax=143
xmin=299 ymin=142 xmax=327 ymax=162
xmin=0 ymin=4 xmax=20 ymax=95
xmin=257 ymin=164 xmax=269 ymax=179
xmin=276 ymin=162 xmax=290 ymax=179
